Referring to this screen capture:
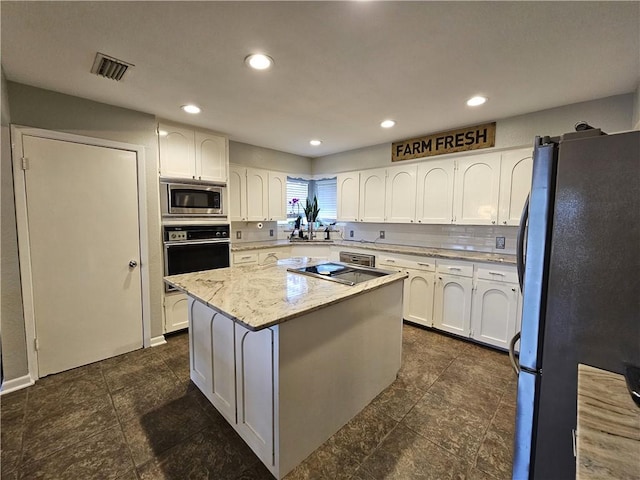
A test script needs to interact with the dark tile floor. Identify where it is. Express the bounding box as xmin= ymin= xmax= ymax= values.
xmin=1 ymin=324 xmax=517 ymax=480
